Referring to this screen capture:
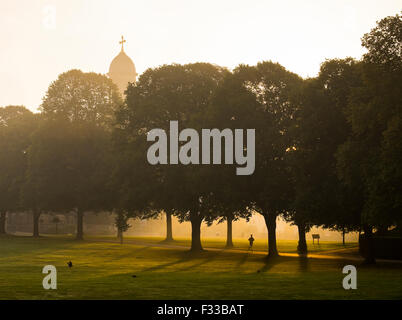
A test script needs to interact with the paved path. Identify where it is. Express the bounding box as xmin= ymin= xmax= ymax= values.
xmin=89 ymin=238 xmax=402 ymax=264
